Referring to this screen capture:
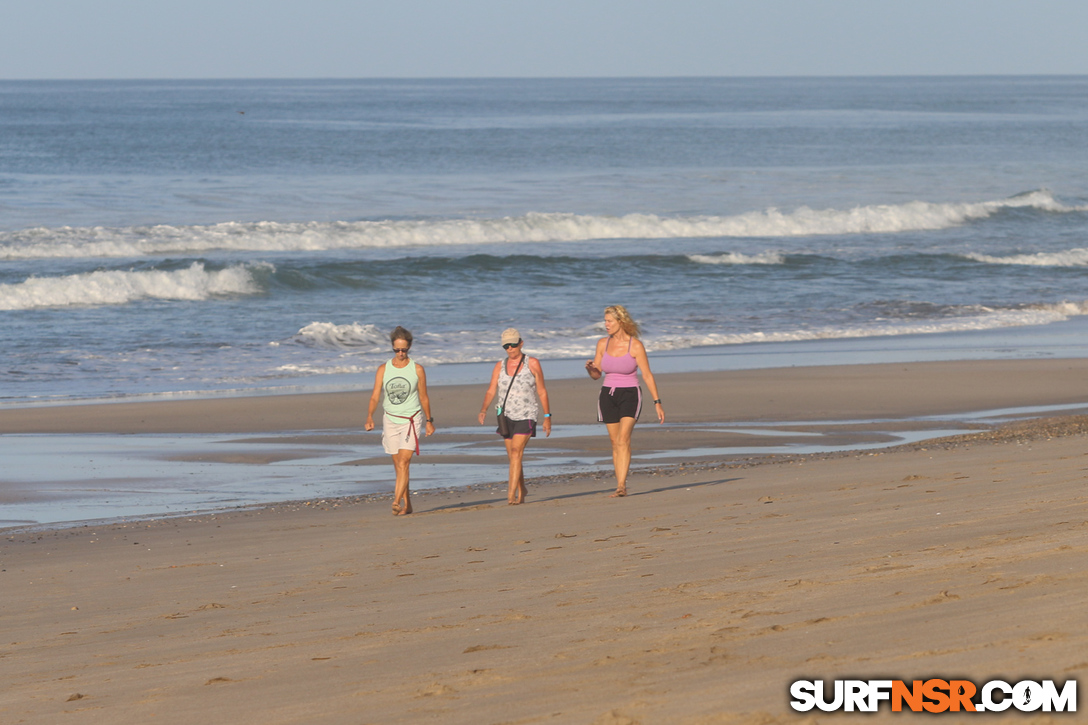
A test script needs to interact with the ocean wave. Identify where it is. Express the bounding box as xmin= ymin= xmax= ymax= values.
xmin=276 ymin=321 xmax=603 ymax=361
xmin=2 ymin=190 xmax=1080 ymax=260
xmin=281 ymin=322 xmax=390 ymax=351
xmin=266 ymin=302 xmax=1088 ymax=376
xmin=646 ymin=300 xmax=1088 ymax=350
xmin=961 ymin=247 xmax=1088 ymax=267
xmin=273 ymin=363 xmax=370 ymax=376
xmin=0 ymin=262 xmax=271 ymax=311
xmin=687 ymin=251 xmax=785 ymax=265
